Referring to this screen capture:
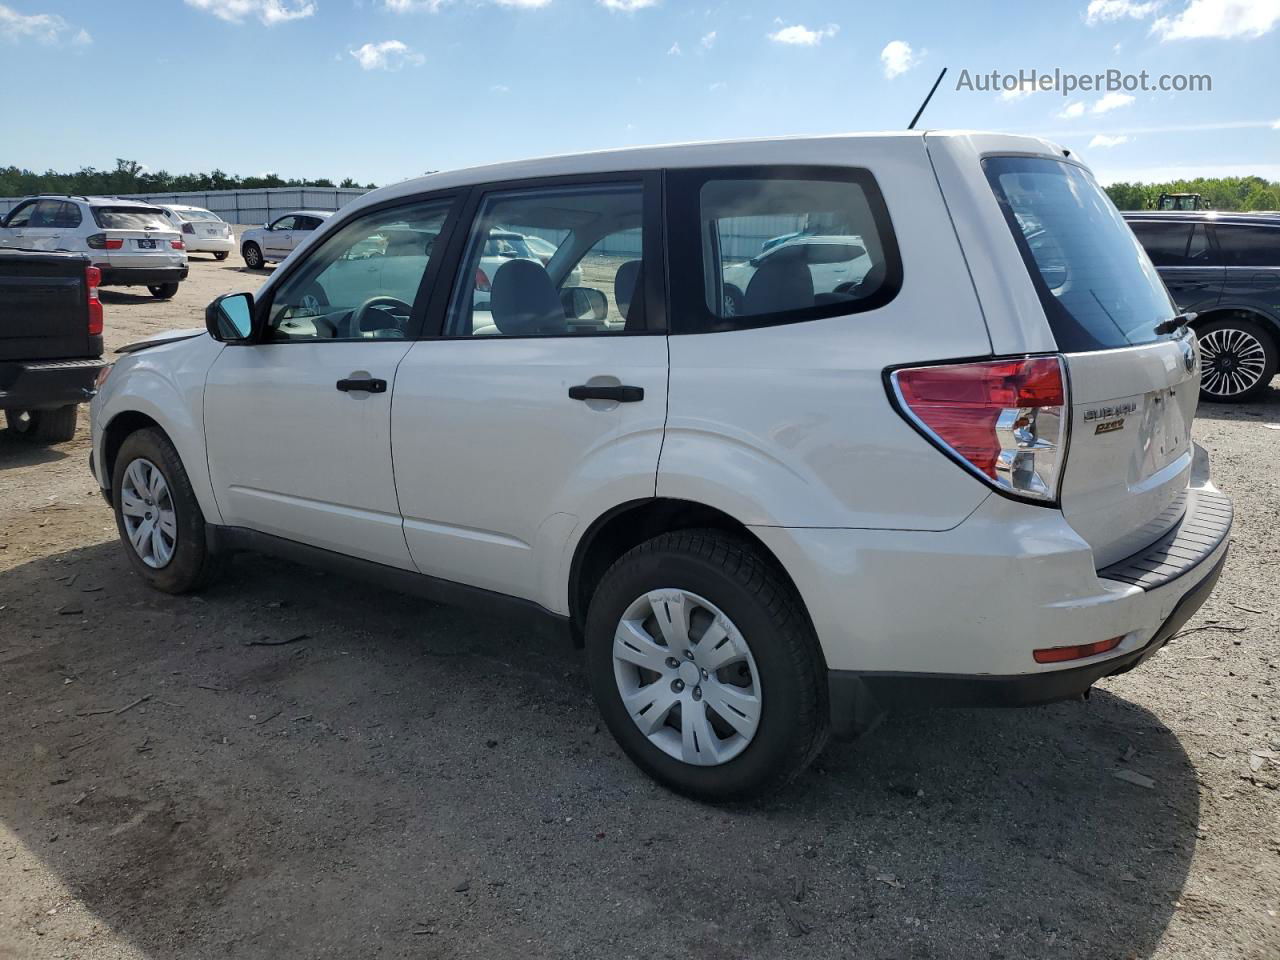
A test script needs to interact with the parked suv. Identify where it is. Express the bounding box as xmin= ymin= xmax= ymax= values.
xmin=0 ymin=197 xmax=188 ymax=299
xmin=1124 ymin=211 xmax=1279 ymax=402
xmin=90 ymin=133 xmax=1232 ymax=800
xmin=239 ymin=210 xmax=332 ymax=268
